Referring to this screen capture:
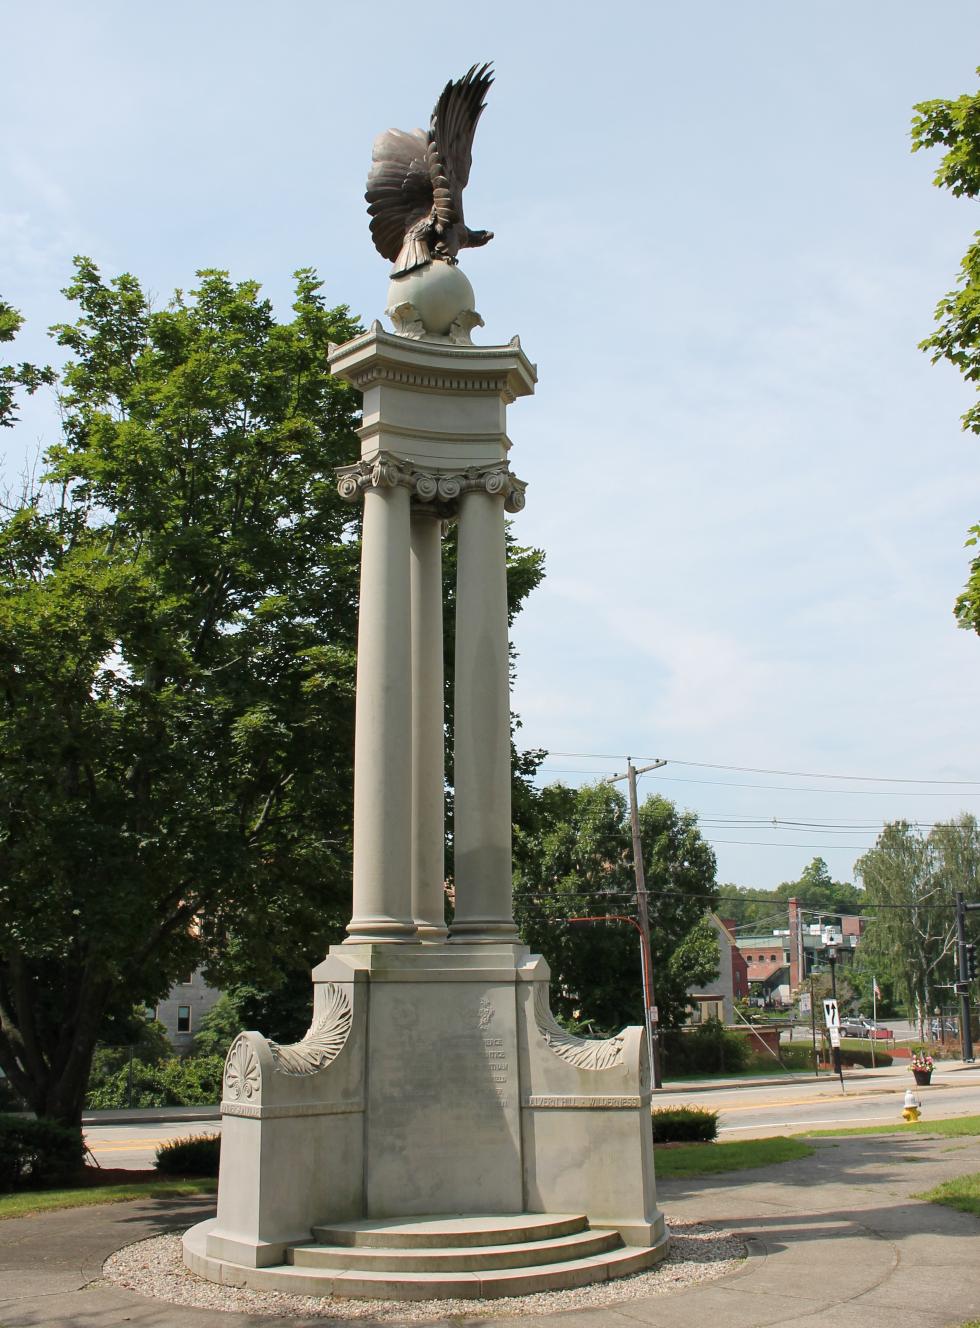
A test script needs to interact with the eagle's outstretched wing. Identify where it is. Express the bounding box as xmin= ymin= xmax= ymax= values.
xmin=366 ymin=127 xmax=432 ymax=262
xmin=430 ymin=63 xmax=494 ymax=221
